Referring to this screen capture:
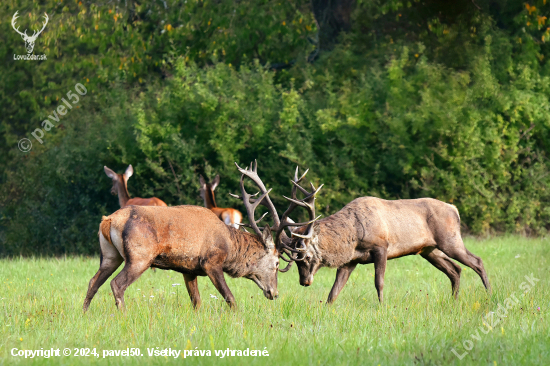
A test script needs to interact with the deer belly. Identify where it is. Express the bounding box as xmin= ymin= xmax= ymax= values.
xmin=387 ymin=240 xmax=436 ymax=259
xmin=152 ymin=252 xmax=203 ymax=274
